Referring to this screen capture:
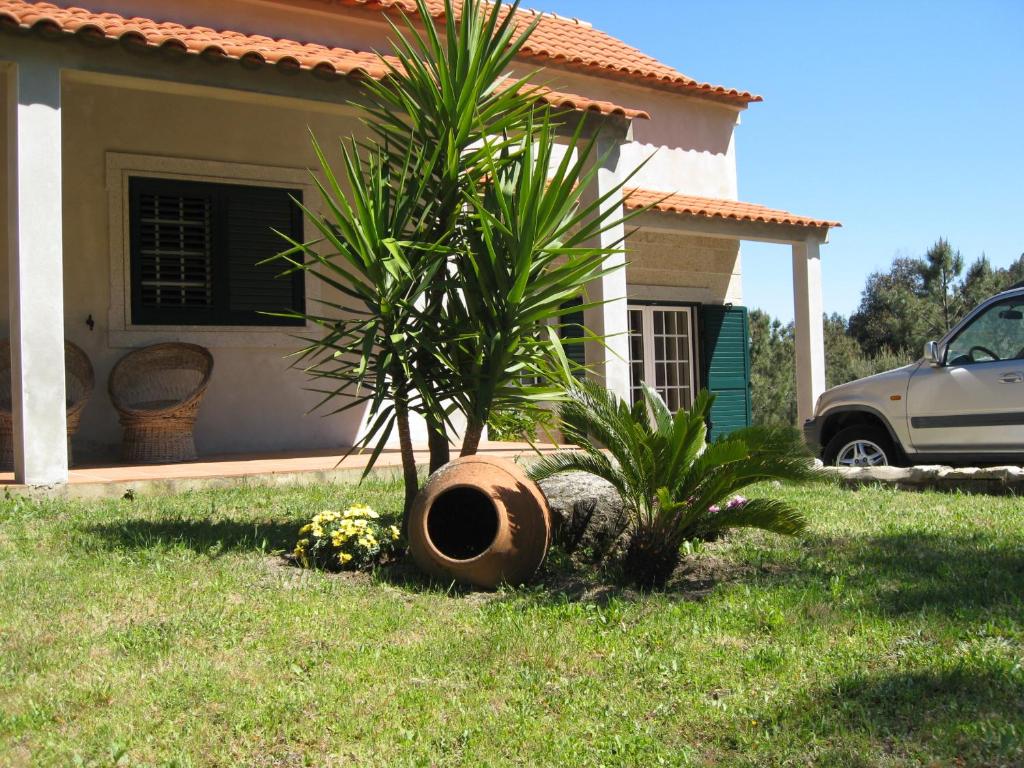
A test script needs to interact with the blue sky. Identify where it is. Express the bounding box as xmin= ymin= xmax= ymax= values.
xmin=539 ymin=0 xmax=1024 ymax=321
